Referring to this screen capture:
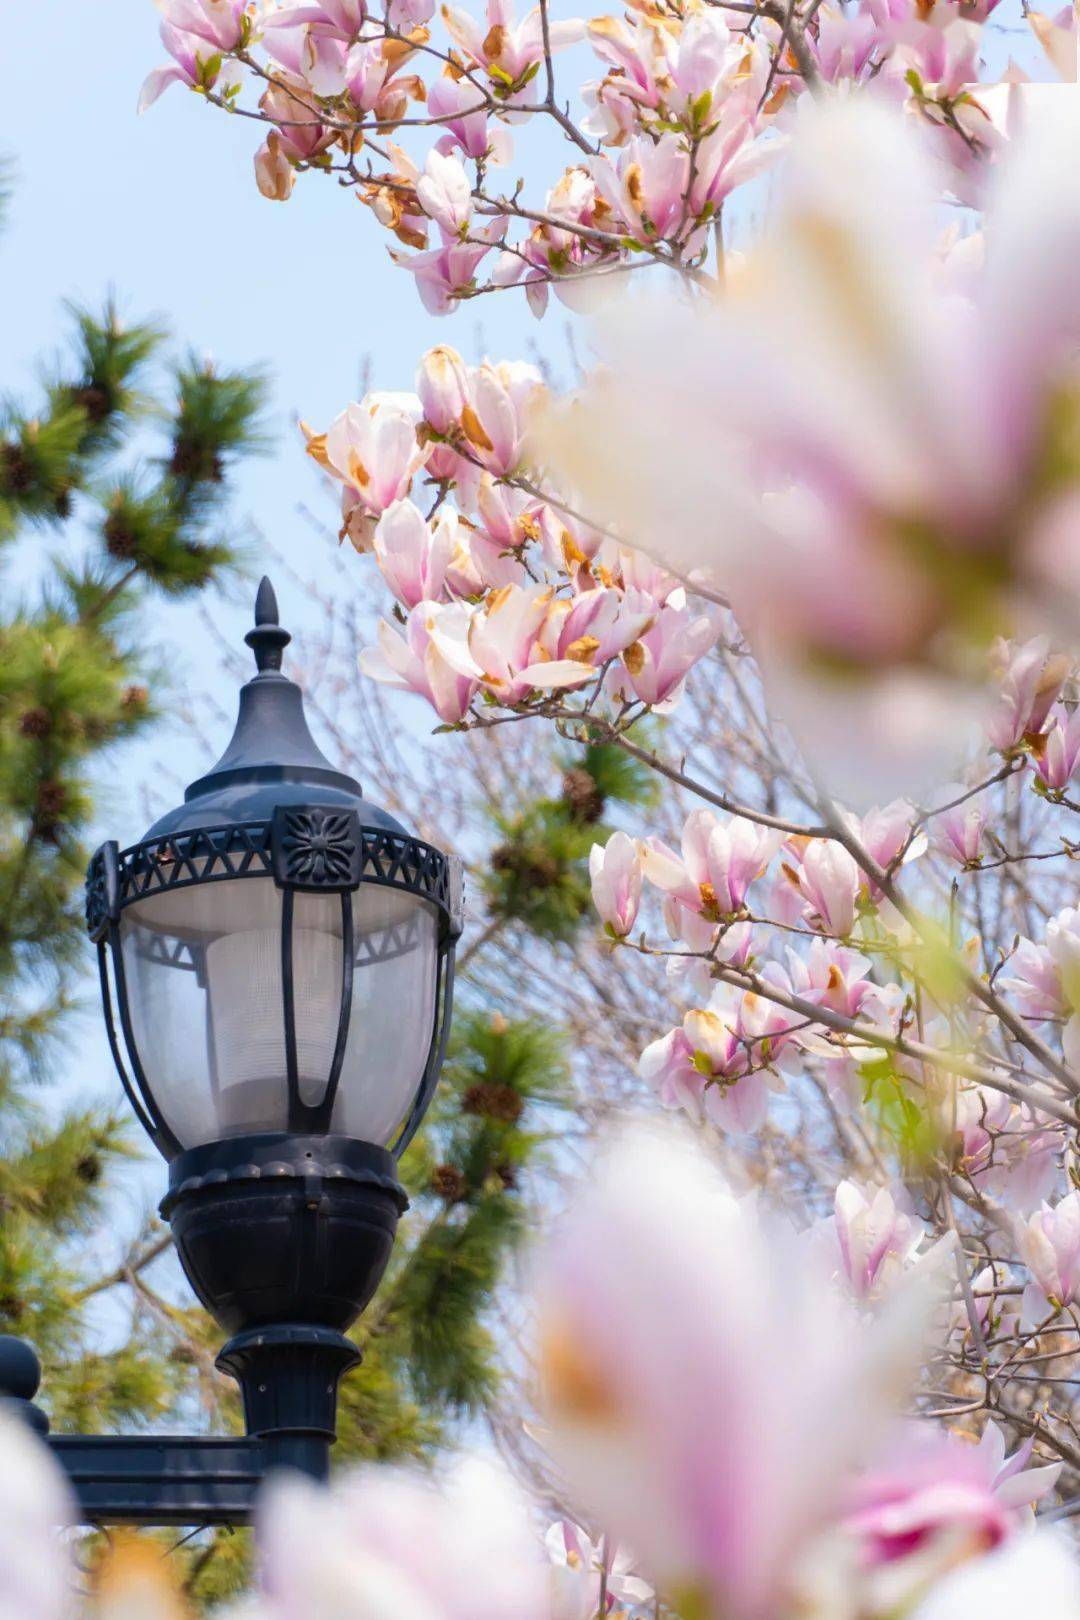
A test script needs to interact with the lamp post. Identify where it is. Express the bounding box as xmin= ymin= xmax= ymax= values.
xmin=0 ymin=579 xmax=462 ymax=1525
